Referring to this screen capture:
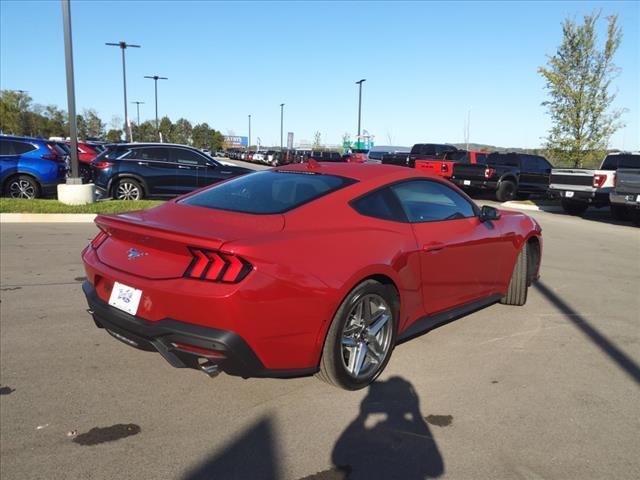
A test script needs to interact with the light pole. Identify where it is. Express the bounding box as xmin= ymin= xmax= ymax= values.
xmin=144 ymin=75 xmax=168 ymax=137
xmin=355 ymin=79 xmax=366 ymax=144
xmin=106 ymin=41 xmax=140 ymax=142
xmin=132 ymin=101 xmax=144 ymax=126
xmin=61 ymin=0 xmax=79 ymax=182
xmin=248 ymin=114 xmax=251 ymax=149
xmin=280 ymin=104 xmax=284 ymax=152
